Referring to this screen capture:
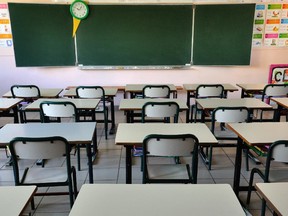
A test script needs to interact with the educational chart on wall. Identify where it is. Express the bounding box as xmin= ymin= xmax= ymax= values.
xmin=268 ymin=64 xmax=288 ymax=84
xmin=0 ymin=3 xmax=12 ymax=48
xmin=253 ymin=3 xmax=288 ymax=47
